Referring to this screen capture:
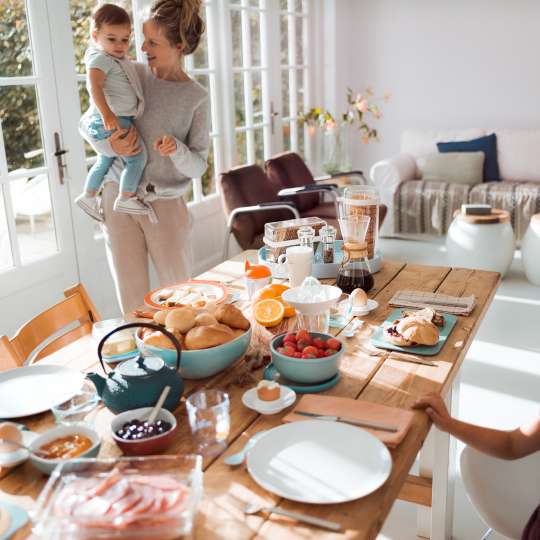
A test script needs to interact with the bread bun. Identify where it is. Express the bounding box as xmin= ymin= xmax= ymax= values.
xmin=396 ymin=316 xmax=439 ymax=346
xmin=215 ymin=304 xmax=250 ymax=330
xmin=165 ymin=328 xmax=184 ymax=348
xmin=153 ymin=310 xmax=168 ymax=326
xmin=194 ymin=312 xmax=218 ymax=326
xmin=184 ymin=324 xmax=234 ymax=350
xmin=143 ymin=331 xmax=176 ymax=350
xmin=165 ymin=307 xmax=196 ymax=333
xmin=231 ymin=328 xmax=245 ymax=339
